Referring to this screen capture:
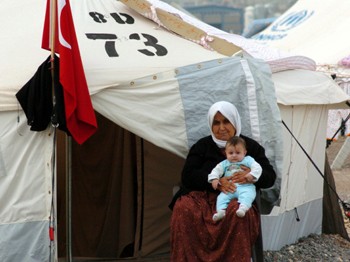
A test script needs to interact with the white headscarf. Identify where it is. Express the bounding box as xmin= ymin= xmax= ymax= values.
xmin=207 ymin=101 xmax=242 ymax=148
